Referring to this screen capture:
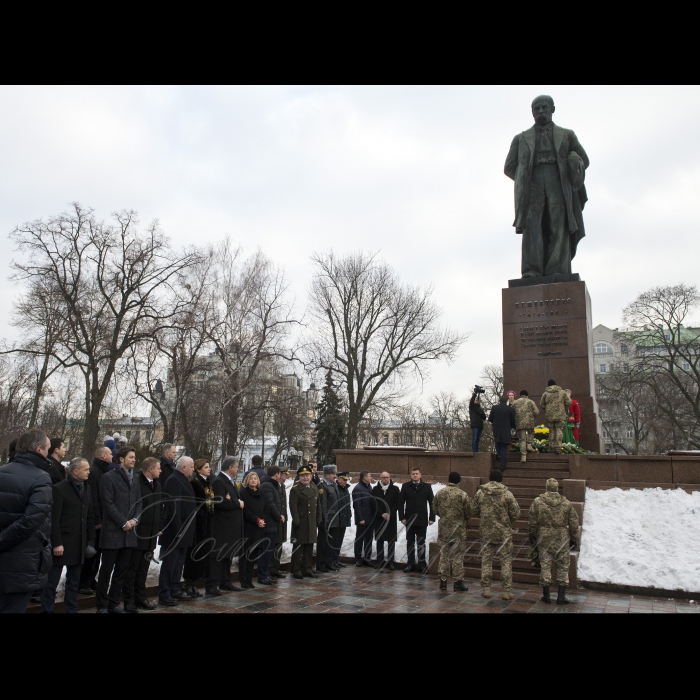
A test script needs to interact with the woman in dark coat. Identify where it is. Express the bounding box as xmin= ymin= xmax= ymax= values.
xmin=183 ymin=459 xmax=214 ymax=597
xmin=238 ymin=471 xmax=268 ymax=589
xmin=469 ymin=394 xmax=487 ymax=453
